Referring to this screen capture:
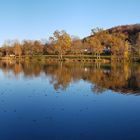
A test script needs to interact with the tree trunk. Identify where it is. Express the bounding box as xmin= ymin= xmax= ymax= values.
xmin=60 ymin=53 xmax=63 ymax=60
